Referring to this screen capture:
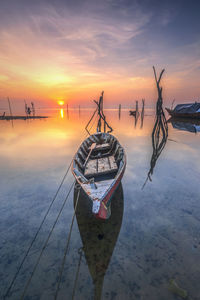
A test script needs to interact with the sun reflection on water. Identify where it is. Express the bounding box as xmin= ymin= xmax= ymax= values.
xmin=60 ymin=108 xmax=64 ymax=119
